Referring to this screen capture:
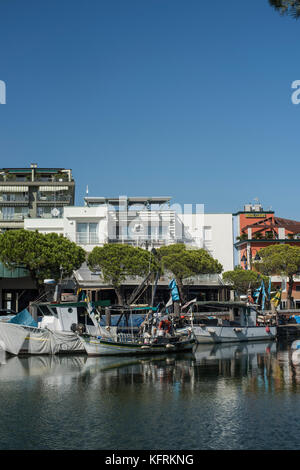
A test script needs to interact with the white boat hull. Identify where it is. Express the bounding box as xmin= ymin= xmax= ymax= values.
xmin=80 ymin=335 xmax=195 ymax=356
xmin=192 ymin=325 xmax=276 ymax=344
